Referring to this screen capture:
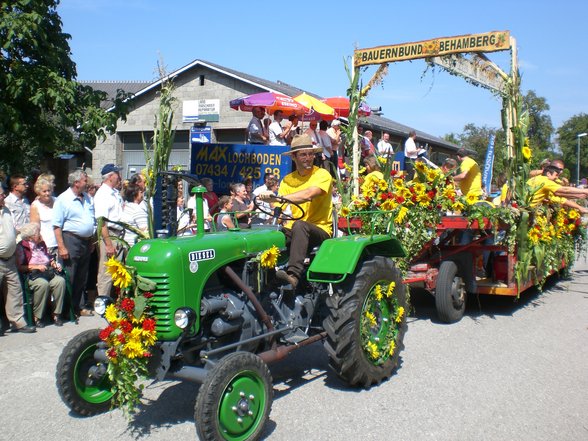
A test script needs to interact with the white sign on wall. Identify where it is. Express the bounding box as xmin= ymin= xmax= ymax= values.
xmin=183 ymin=99 xmax=220 ymax=122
